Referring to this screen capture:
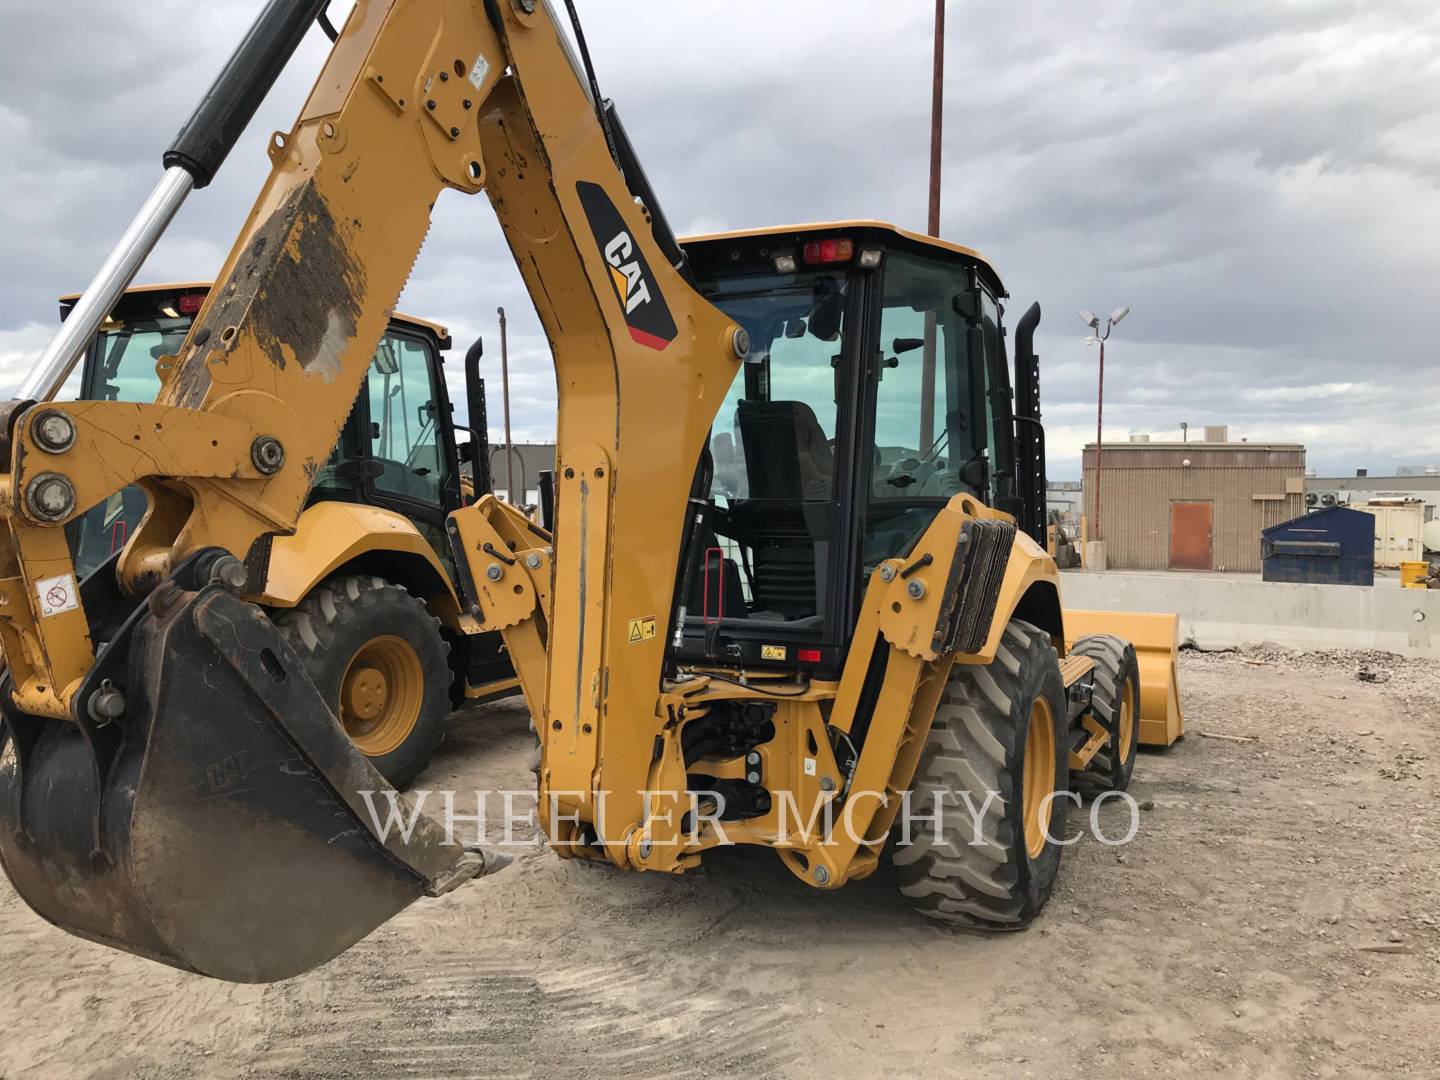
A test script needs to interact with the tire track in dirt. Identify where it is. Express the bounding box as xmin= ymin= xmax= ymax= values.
xmin=249 ymin=914 xmax=798 ymax=1079
xmin=8 ymin=655 xmax=1440 ymax=1077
